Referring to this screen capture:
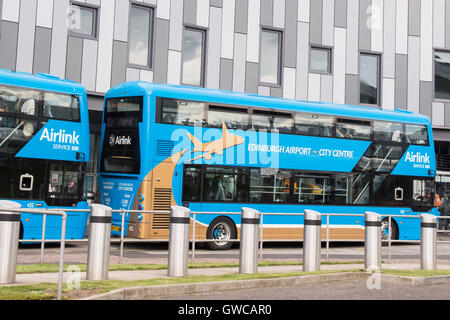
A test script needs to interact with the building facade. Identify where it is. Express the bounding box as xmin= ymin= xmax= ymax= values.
xmin=1 ymin=0 xmax=450 ymax=194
